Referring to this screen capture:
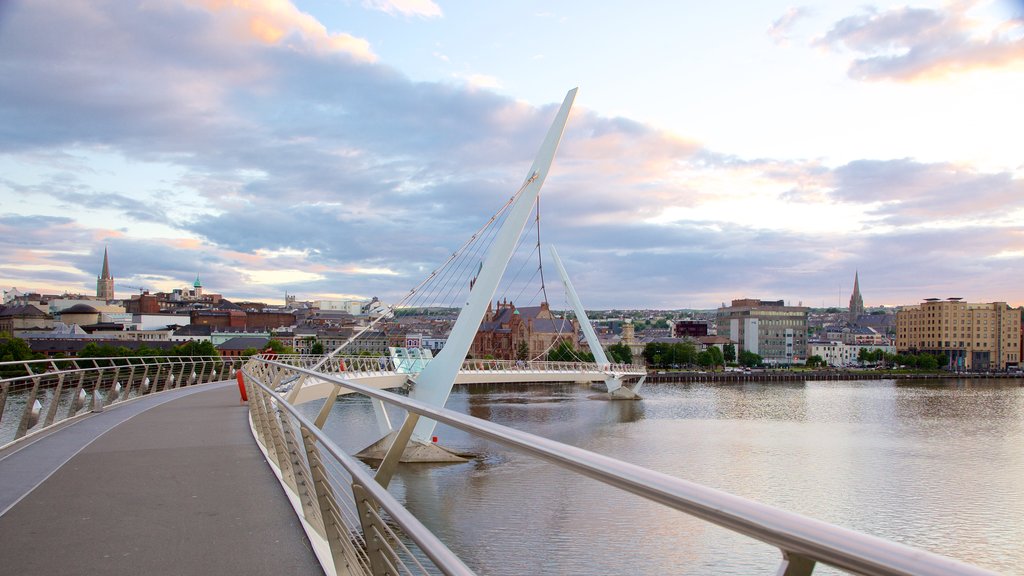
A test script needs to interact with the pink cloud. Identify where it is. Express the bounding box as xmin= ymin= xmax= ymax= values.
xmin=816 ymin=2 xmax=1024 ymax=81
